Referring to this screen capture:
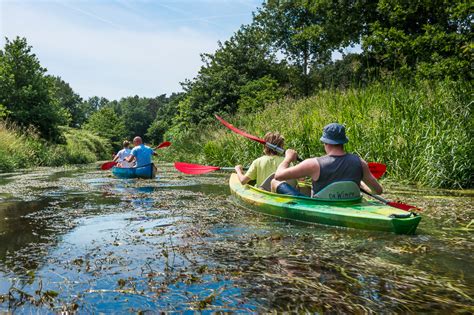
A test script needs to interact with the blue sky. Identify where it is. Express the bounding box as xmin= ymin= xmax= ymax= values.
xmin=0 ymin=0 xmax=262 ymax=100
